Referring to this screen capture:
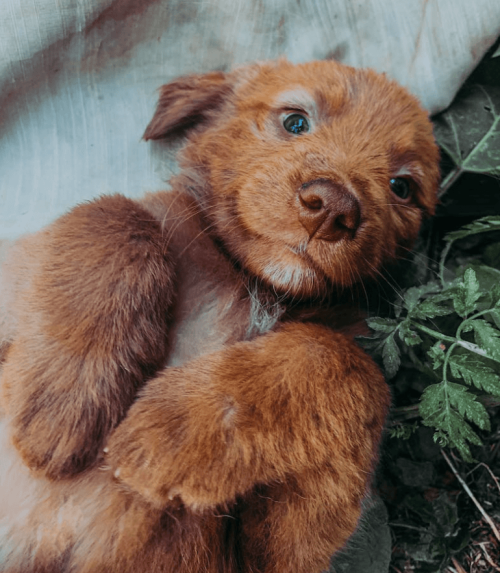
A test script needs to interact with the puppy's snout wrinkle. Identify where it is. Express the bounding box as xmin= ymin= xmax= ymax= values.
xmin=297 ymin=179 xmax=361 ymax=242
